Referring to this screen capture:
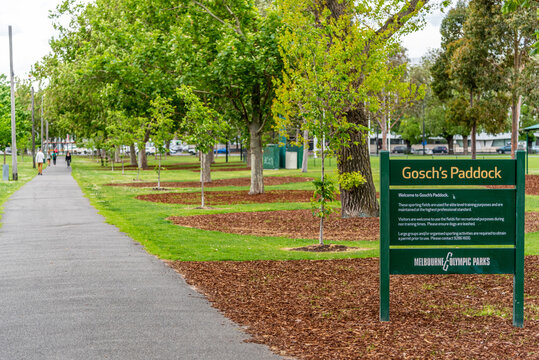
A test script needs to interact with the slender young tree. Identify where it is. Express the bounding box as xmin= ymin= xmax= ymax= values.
xmin=177 ymin=85 xmax=229 ymax=208
xmin=149 ymin=95 xmax=176 ymax=190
